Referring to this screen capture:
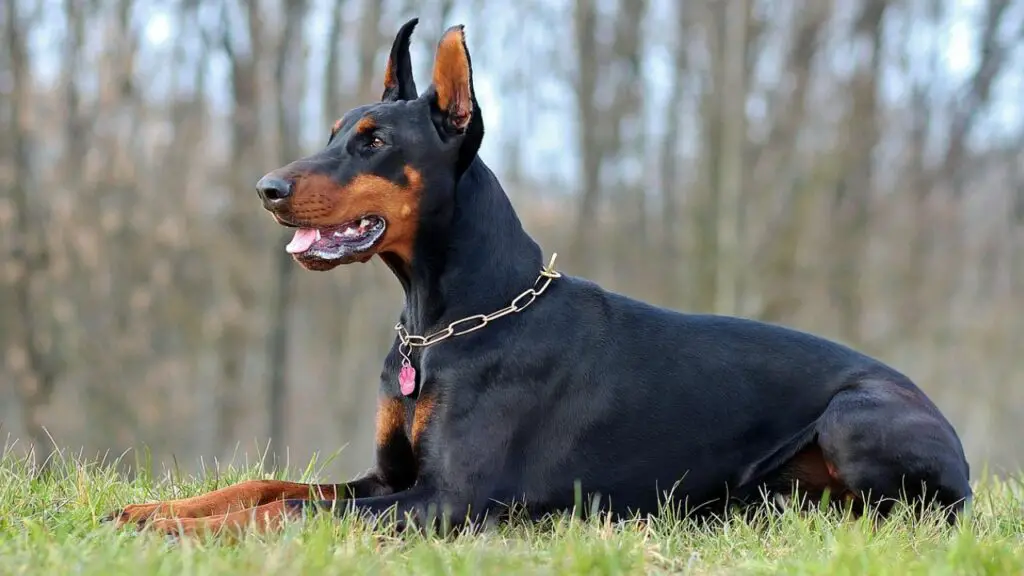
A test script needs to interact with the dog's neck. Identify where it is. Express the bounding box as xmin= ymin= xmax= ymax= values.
xmin=382 ymin=158 xmax=544 ymax=338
